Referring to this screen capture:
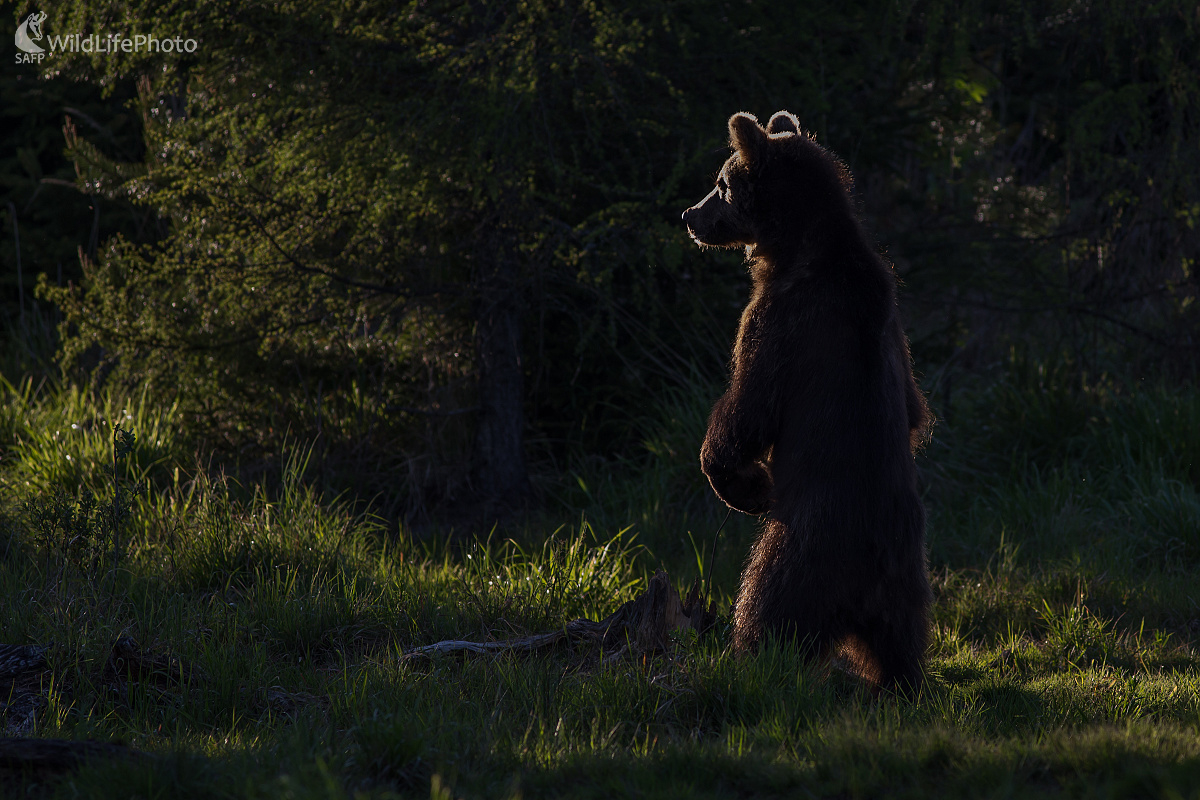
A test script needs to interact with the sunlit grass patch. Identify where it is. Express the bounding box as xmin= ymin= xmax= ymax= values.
xmin=3 ymin=366 xmax=1200 ymax=797
xmin=0 ymin=376 xmax=184 ymax=500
